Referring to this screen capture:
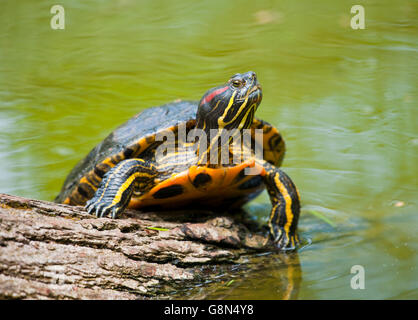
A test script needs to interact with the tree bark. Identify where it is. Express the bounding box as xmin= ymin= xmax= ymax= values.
xmin=0 ymin=193 xmax=272 ymax=299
